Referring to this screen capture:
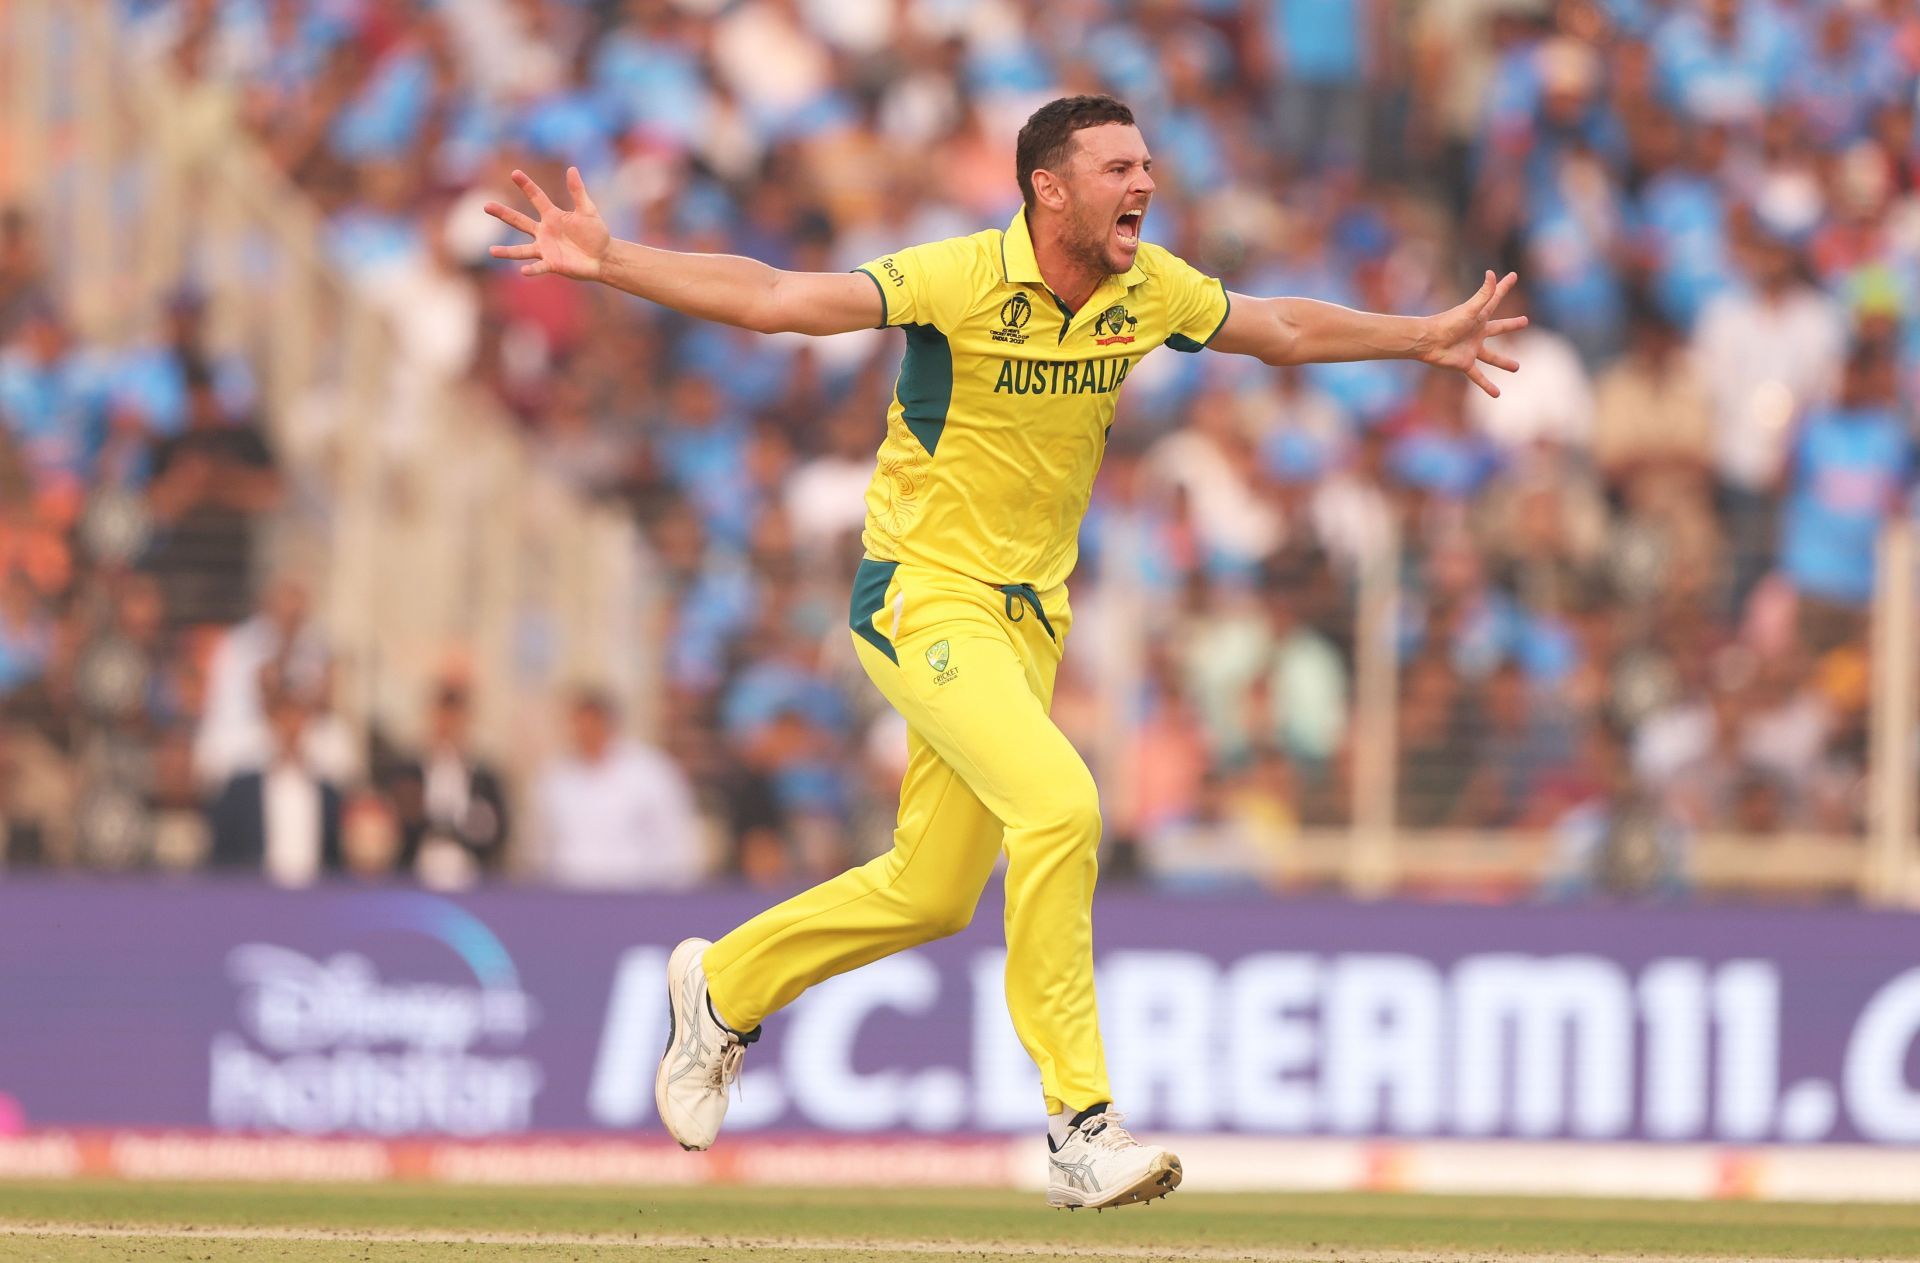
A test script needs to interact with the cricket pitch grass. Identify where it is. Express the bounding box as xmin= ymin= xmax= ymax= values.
xmin=3 ymin=1180 xmax=1919 ymax=1261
